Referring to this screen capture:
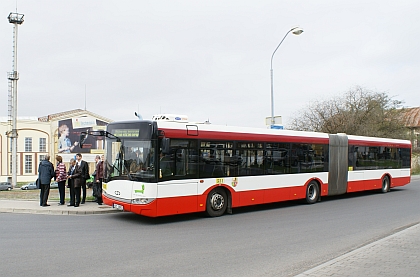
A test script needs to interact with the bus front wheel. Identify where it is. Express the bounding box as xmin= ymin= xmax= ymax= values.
xmin=206 ymin=188 xmax=227 ymax=217
xmin=305 ymin=181 xmax=319 ymax=204
xmin=381 ymin=176 xmax=390 ymax=193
